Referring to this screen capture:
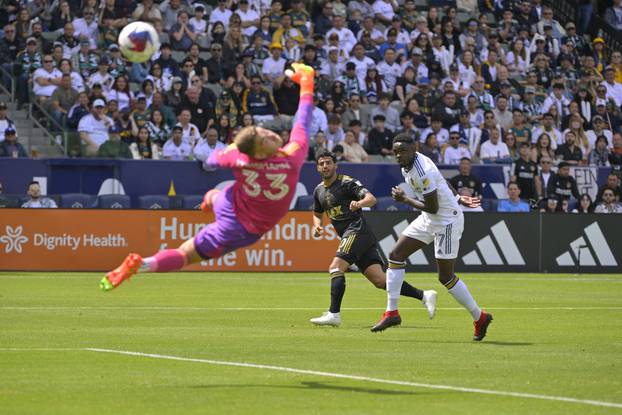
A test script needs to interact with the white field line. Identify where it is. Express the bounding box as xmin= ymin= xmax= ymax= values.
xmin=1 ymin=306 xmax=622 ymax=311
xmin=0 ymin=275 xmax=620 ymax=282
xmin=0 ymin=348 xmax=83 ymax=351
xmin=84 ymin=347 xmax=622 ymax=410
